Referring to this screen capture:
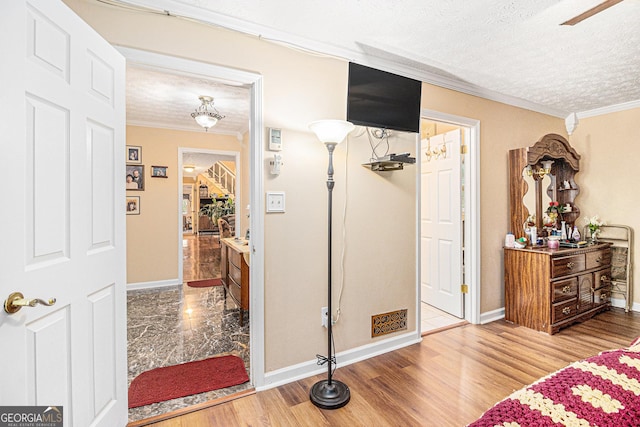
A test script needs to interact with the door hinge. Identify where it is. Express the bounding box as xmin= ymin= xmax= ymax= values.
xmin=461 ymin=284 xmax=469 ymax=293
xmin=461 ymin=145 xmax=468 ymax=155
